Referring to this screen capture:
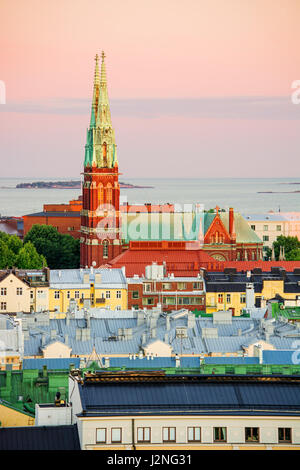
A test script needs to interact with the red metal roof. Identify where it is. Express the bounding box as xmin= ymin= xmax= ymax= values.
xmin=223 ymin=260 xmax=300 ymax=272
